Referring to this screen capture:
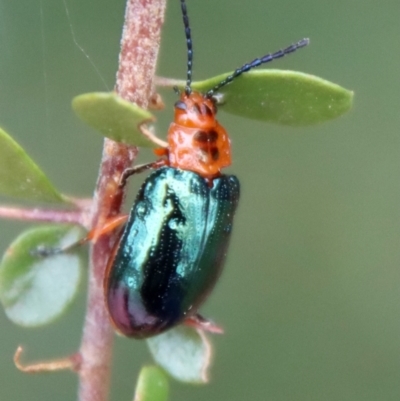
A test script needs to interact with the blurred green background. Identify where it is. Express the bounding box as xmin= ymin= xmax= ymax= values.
xmin=1 ymin=0 xmax=399 ymax=400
